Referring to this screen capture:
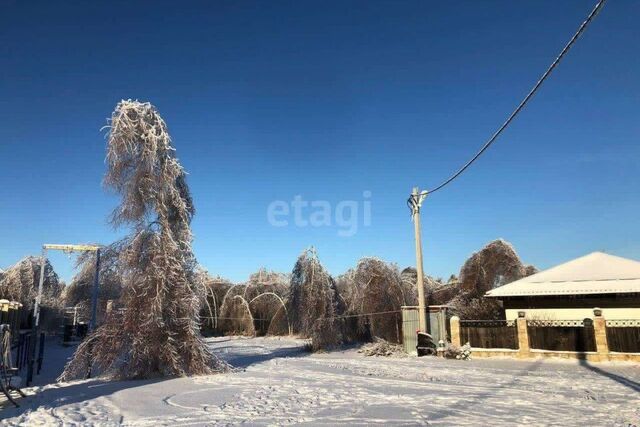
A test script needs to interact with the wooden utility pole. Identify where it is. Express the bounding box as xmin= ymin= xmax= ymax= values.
xmin=410 ymin=187 xmax=428 ymax=332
